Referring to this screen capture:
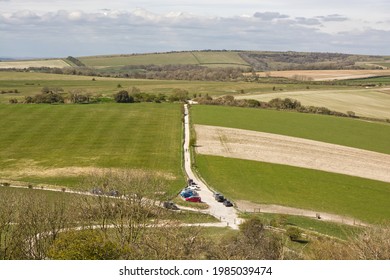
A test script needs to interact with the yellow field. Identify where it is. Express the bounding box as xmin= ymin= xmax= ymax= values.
xmin=0 ymin=59 xmax=70 ymax=69
xmin=254 ymin=69 xmax=390 ymax=81
xmin=236 ymin=88 xmax=390 ymax=120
